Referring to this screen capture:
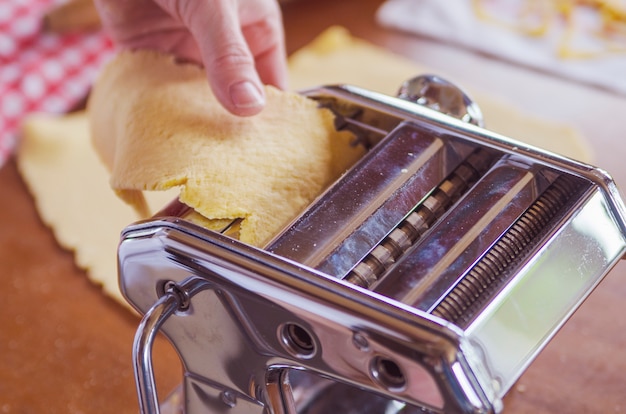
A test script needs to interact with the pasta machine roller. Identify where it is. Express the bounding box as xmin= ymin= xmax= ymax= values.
xmin=118 ymin=76 xmax=626 ymax=414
